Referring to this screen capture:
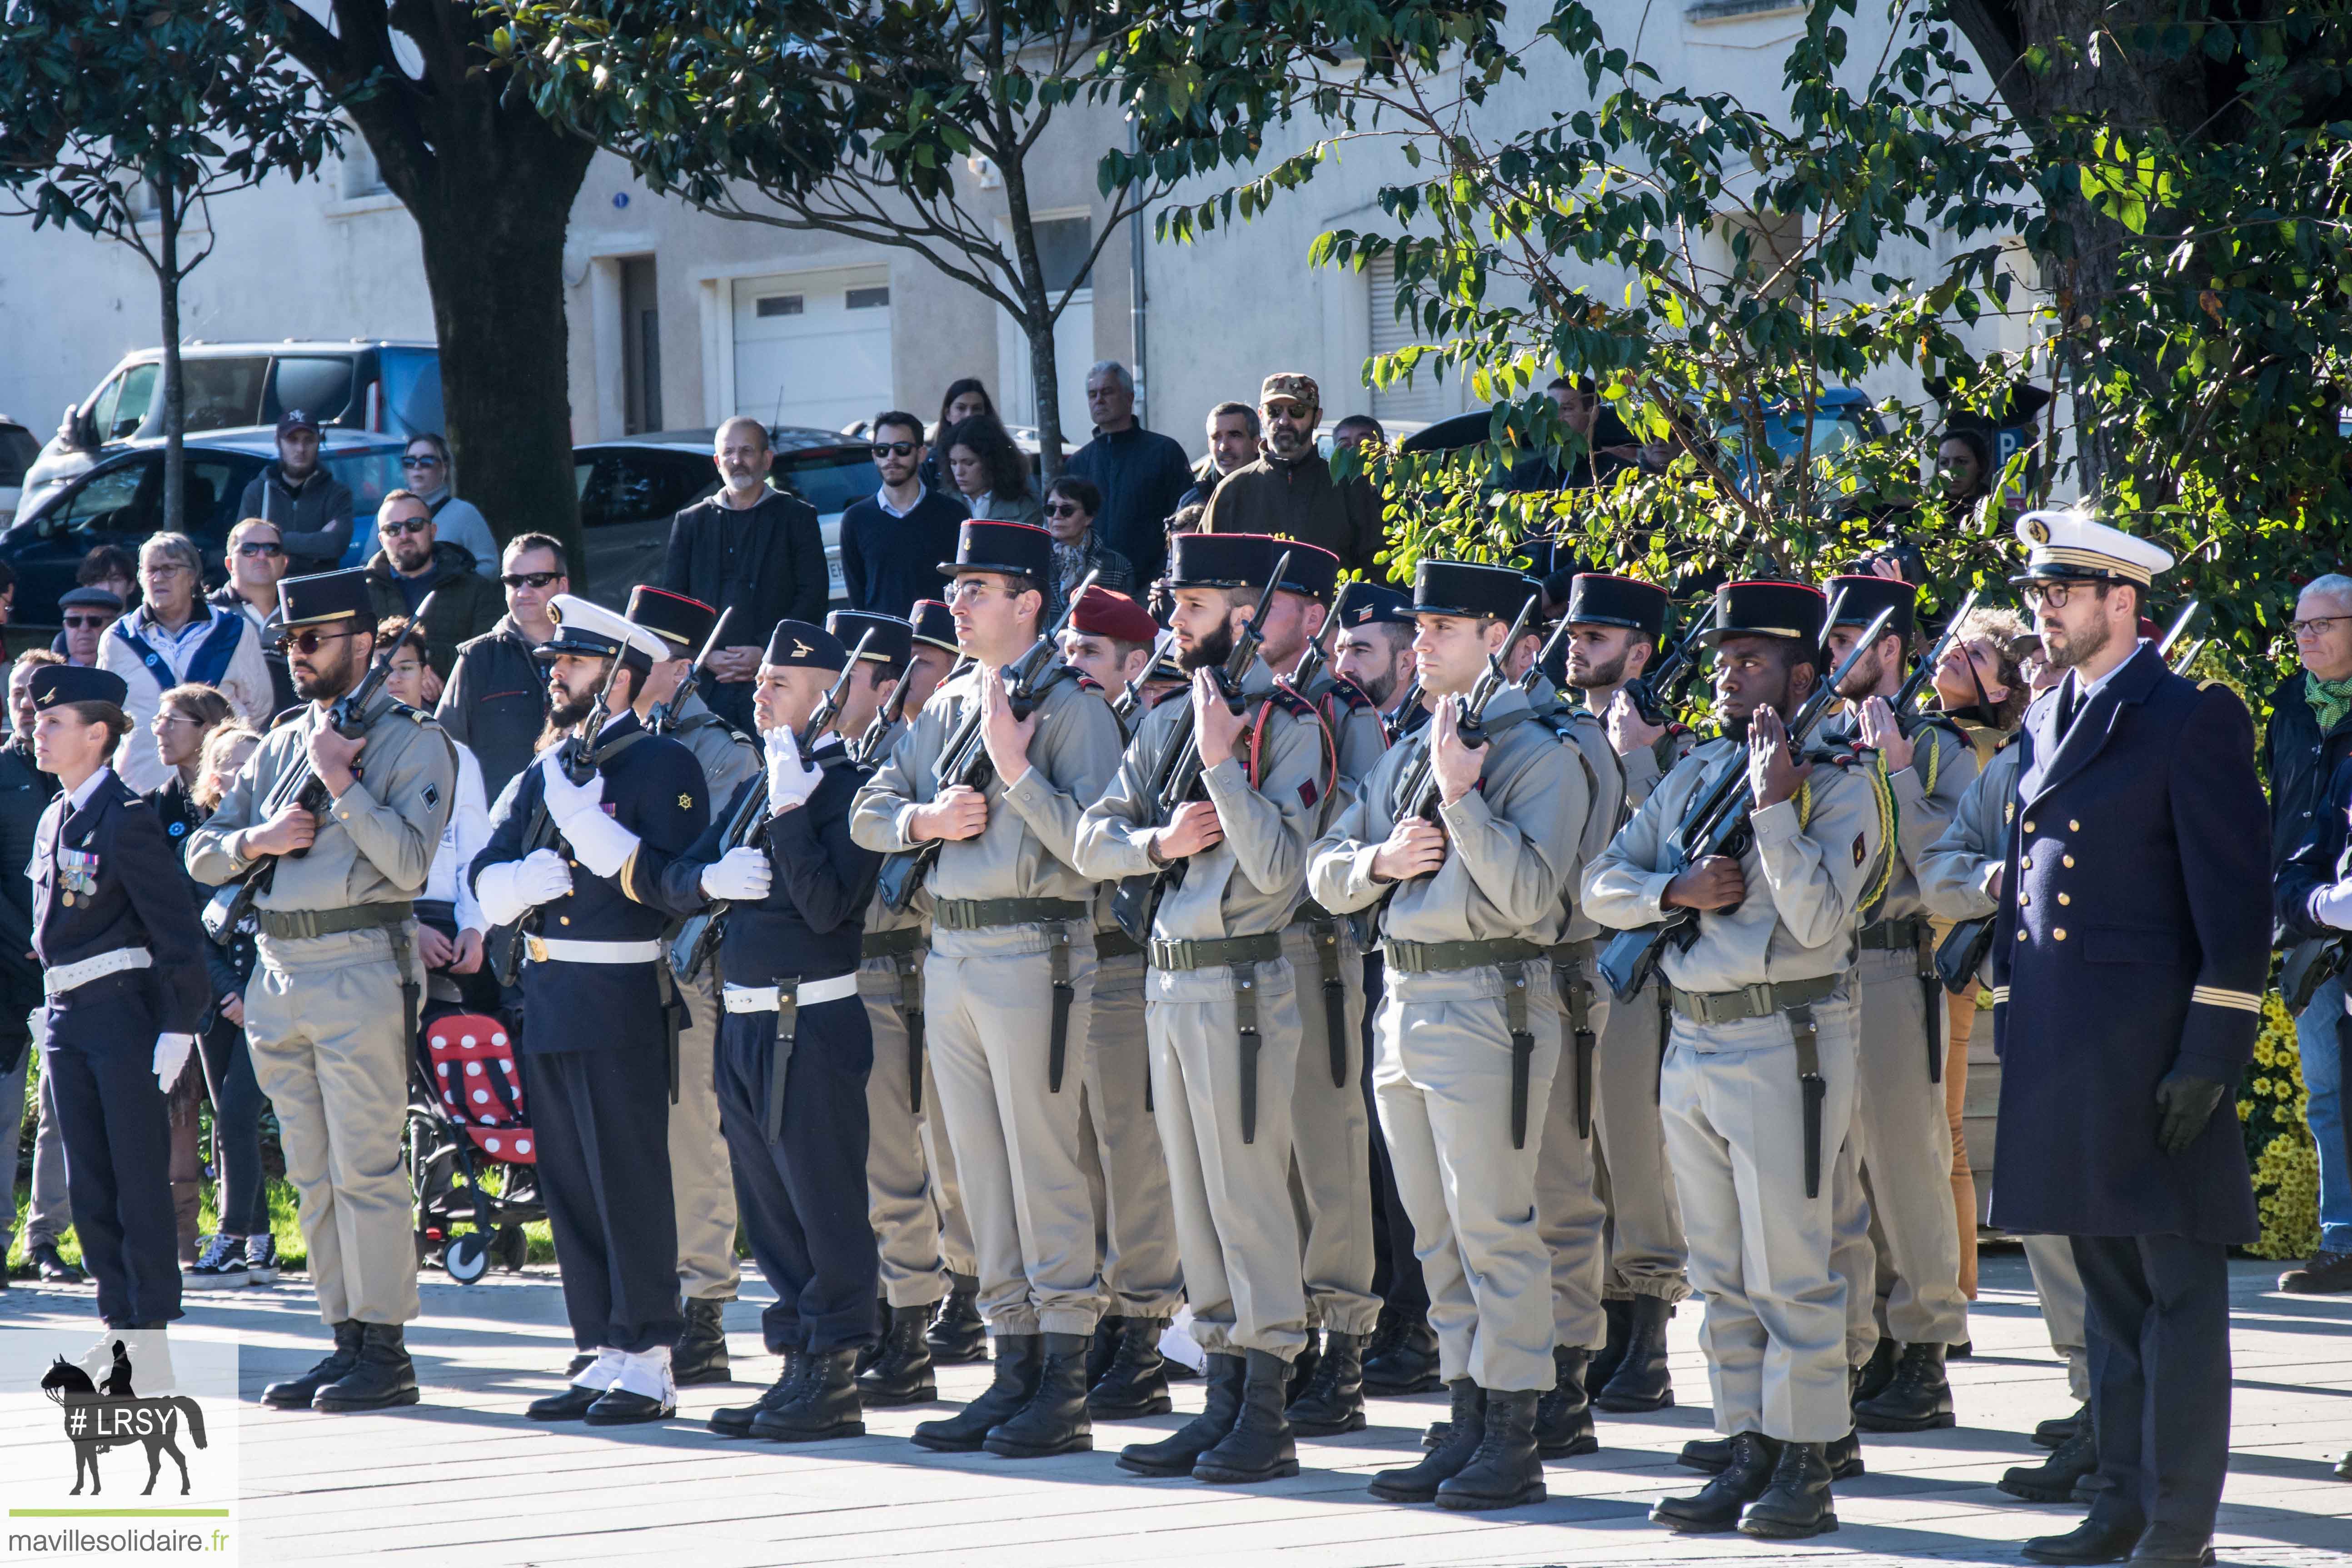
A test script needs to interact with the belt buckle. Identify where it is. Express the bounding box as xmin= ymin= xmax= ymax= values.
xmin=525 ymin=934 xmax=549 ymax=964
xmin=1740 ymin=981 xmax=1775 ymax=1019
